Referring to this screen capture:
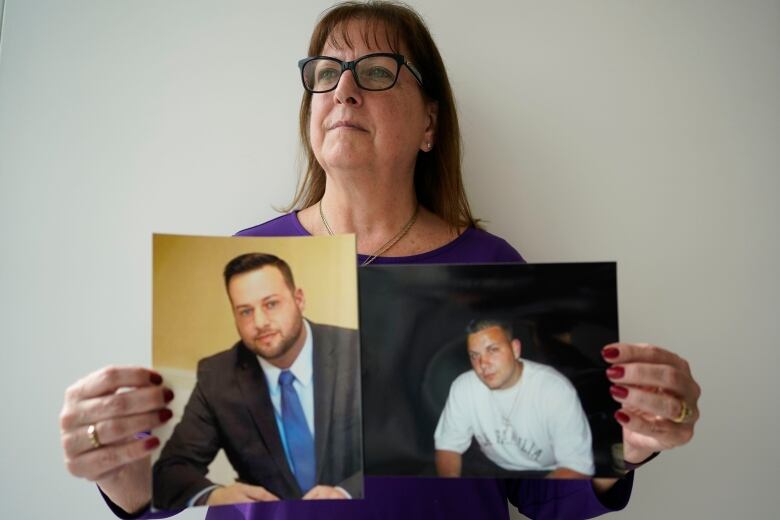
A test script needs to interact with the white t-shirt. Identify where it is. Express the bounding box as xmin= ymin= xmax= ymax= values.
xmin=434 ymin=359 xmax=595 ymax=475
